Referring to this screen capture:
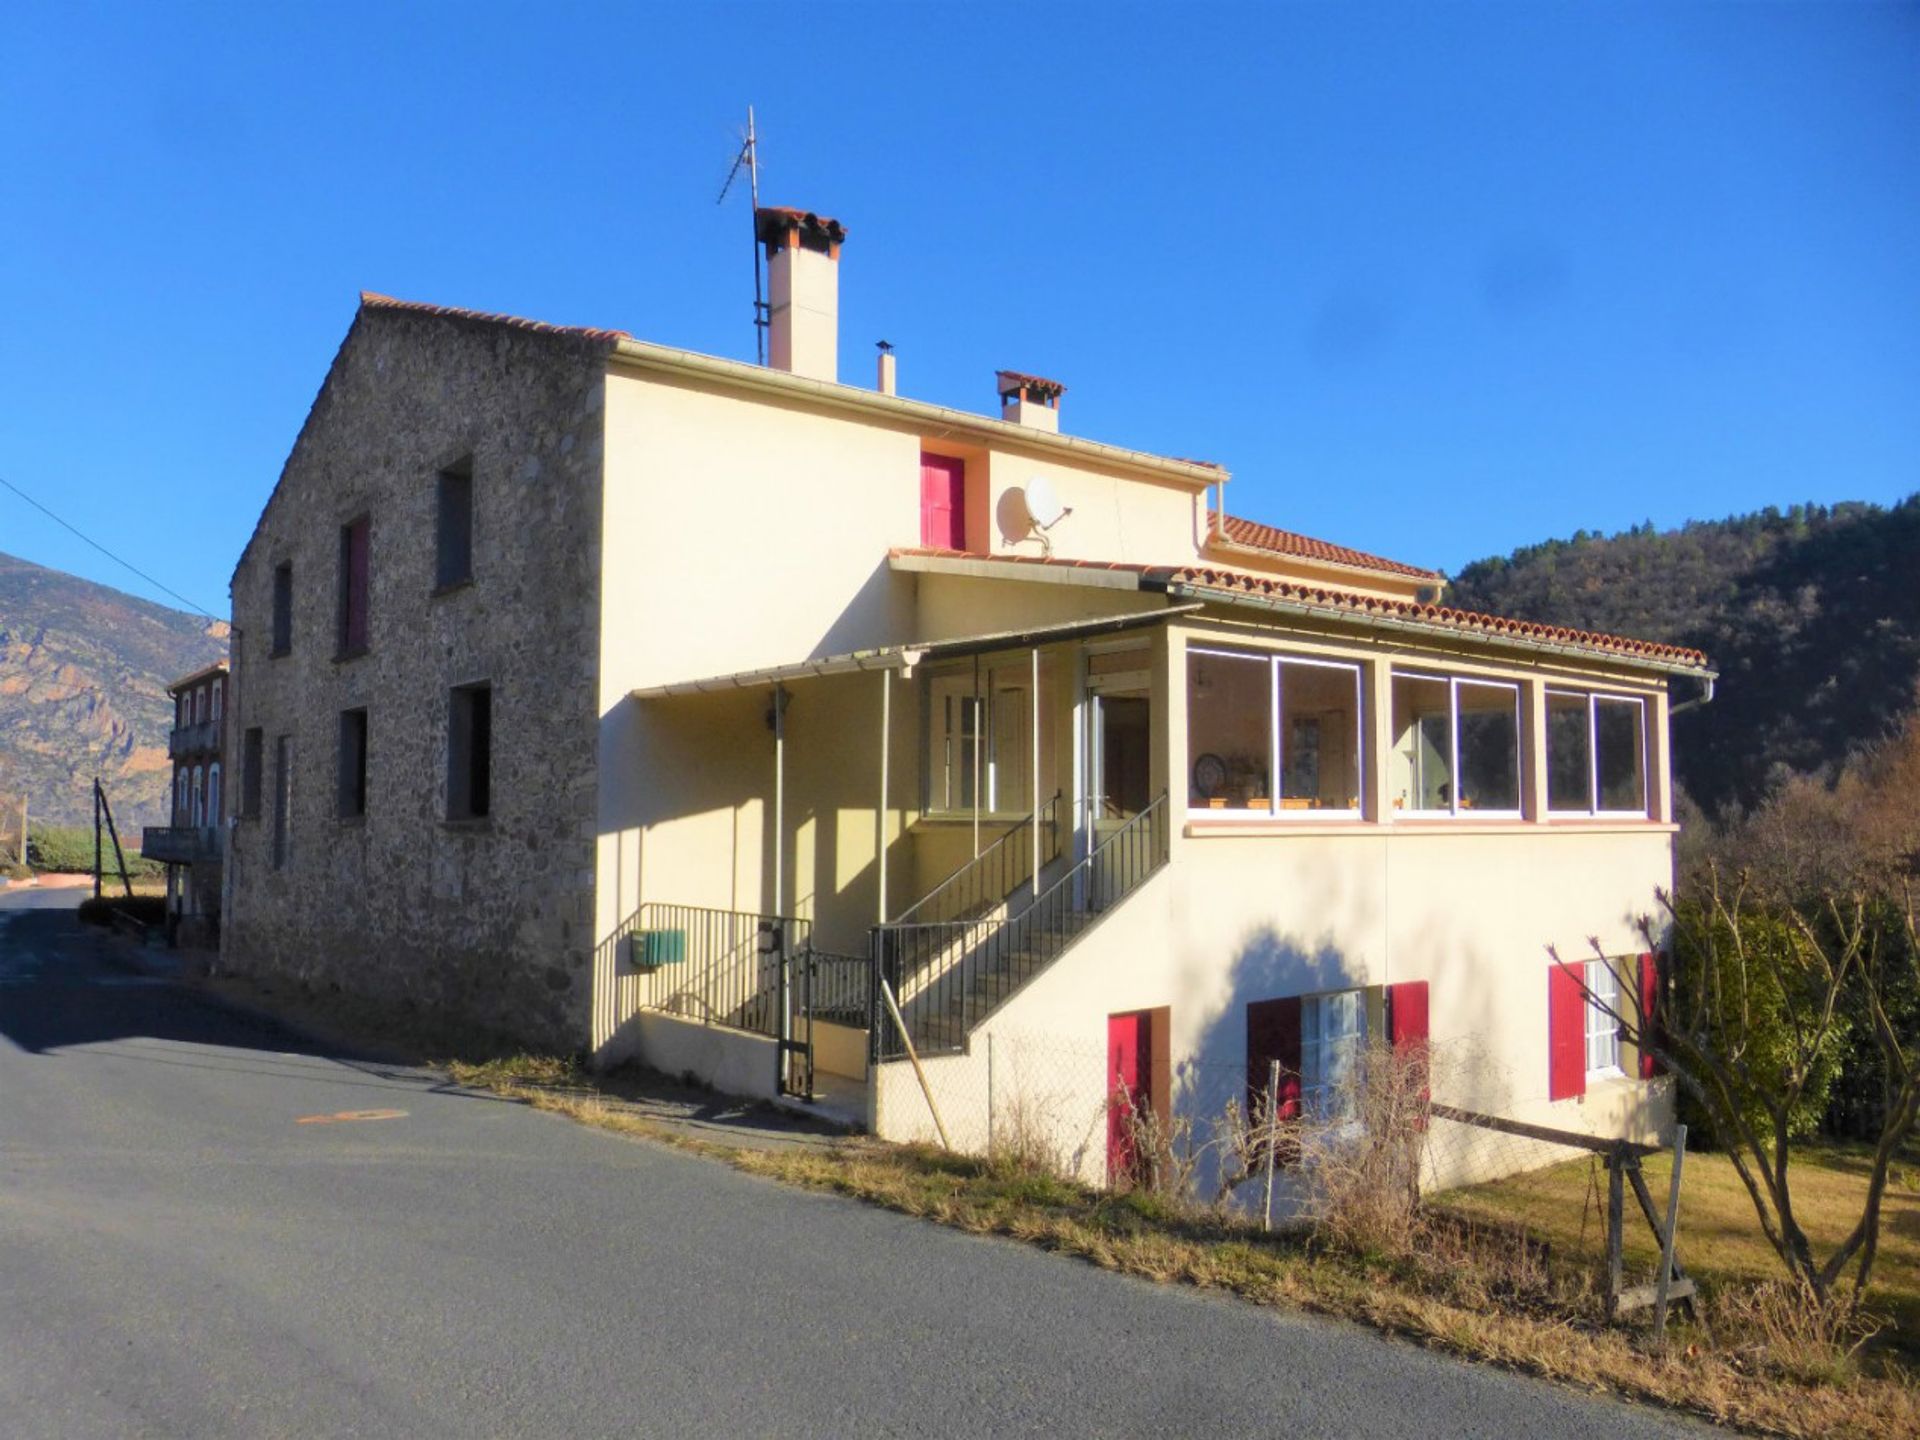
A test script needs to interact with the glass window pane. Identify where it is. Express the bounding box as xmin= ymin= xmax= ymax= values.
xmin=1456 ymin=682 xmax=1520 ymax=812
xmin=991 ymin=682 xmax=1030 ymax=812
xmin=1188 ymin=651 xmax=1272 ymax=810
xmin=1390 ymin=674 xmax=1453 ymax=812
xmin=1278 ymin=661 xmax=1360 ymax=811
xmin=1546 ymin=692 xmax=1593 ymax=812
xmin=1595 ymin=698 xmax=1645 ymax=812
